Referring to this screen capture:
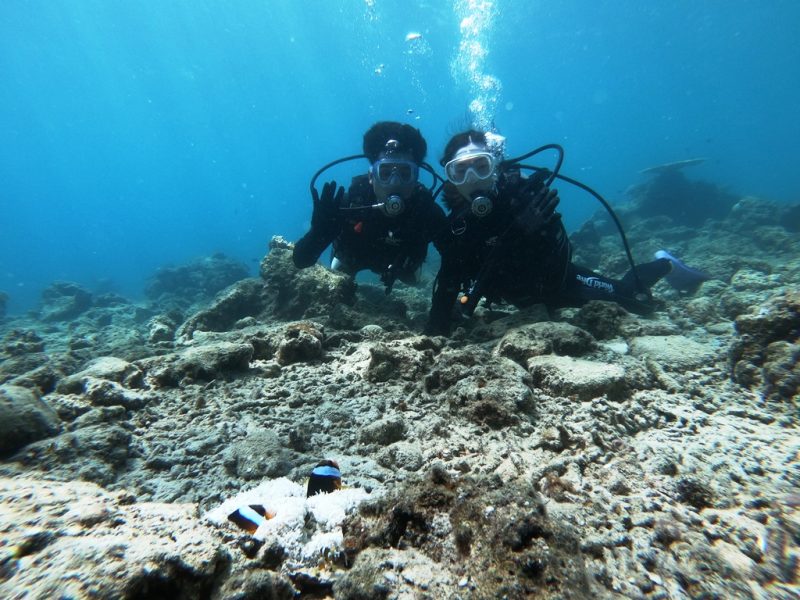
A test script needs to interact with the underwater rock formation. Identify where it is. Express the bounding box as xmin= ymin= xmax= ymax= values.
xmin=340 ymin=465 xmax=592 ymax=599
xmin=0 ymin=193 xmax=798 ymax=598
xmin=0 ymin=477 xmax=230 ymax=599
xmin=731 ymin=290 xmax=800 ymax=401
xmin=626 ymin=159 xmax=737 ymax=226
xmin=494 ymin=321 xmax=598 ymax=362
xmin=145 ymin=252 xmax=250 ymax=307
xmin=39 ymin=281 xmax=92 ymax=322
xmin=0 ymin=385 xmax=61 ymax=457
xmin=175 ymin=278 xmax=270 ymax=342
xmin=259 ymin=236 xmax=356 ymax=322
xmin=136 ymin=340 xmax=254 ymax=388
